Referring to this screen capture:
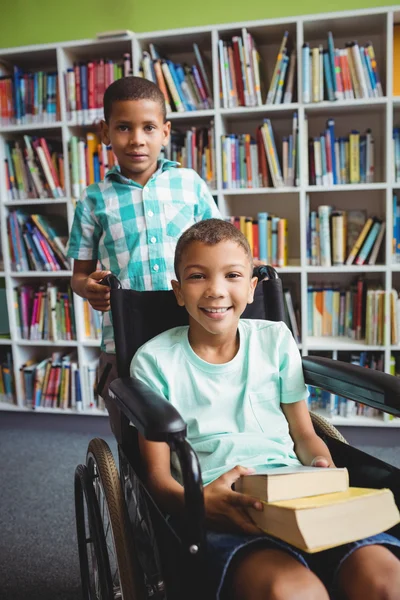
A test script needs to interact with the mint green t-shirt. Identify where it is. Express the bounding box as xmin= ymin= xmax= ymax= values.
xmin=130 ymin=319 xmax=307 ymax=485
